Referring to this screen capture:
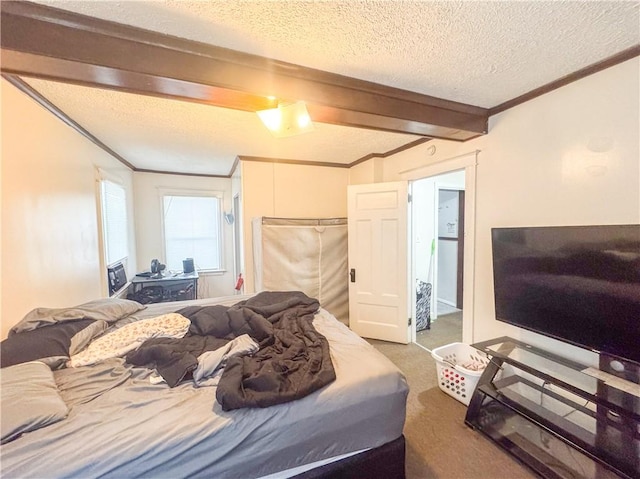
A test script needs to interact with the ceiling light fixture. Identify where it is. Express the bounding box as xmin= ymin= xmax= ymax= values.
xmin=257 ymin=101 xmax=315 ymax=138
